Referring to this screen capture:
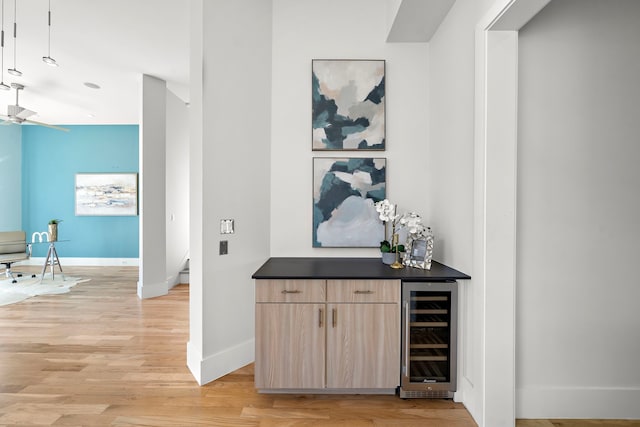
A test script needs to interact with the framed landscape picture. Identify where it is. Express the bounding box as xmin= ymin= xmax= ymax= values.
xmin=313 ymin=157 xmax=386 ymax=247
xmin=312 ymin=59 xmax=385 ymax=151
xmin=75 ymin=173 xmax=138 ymax=216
